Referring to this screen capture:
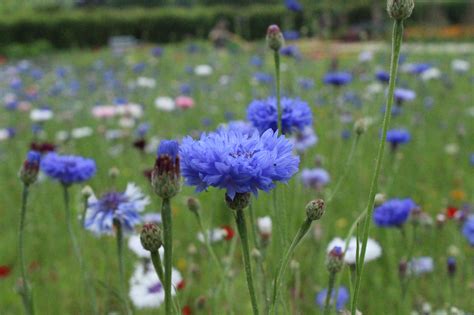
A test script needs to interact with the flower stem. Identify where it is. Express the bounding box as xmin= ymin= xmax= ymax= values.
xmin=323 ymin=272 xmax=336 ymax=315
xmin=270 ymin=218 xmax=312 ymax=314
xmin=63 ymin=185 xmax=100 ymax=314
xmin=350 ymin=19 xmax=404 ymax=315
xmin=150 ymin=250 xmax=165 ymax=283
xmin=18 ymin=184 xmax=34 ymax=315
xmin=234 ymin=209 xmax=259 ymax=315
xmin=193 ymin=210 xmax=224 ymax=274
xmin=162 ymin=198 xmax=173 ymax=315
xmin=273 ymin=50 xmax=282 ymax=134
xmin=115 ymin=221 xmax=132 ymax=315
